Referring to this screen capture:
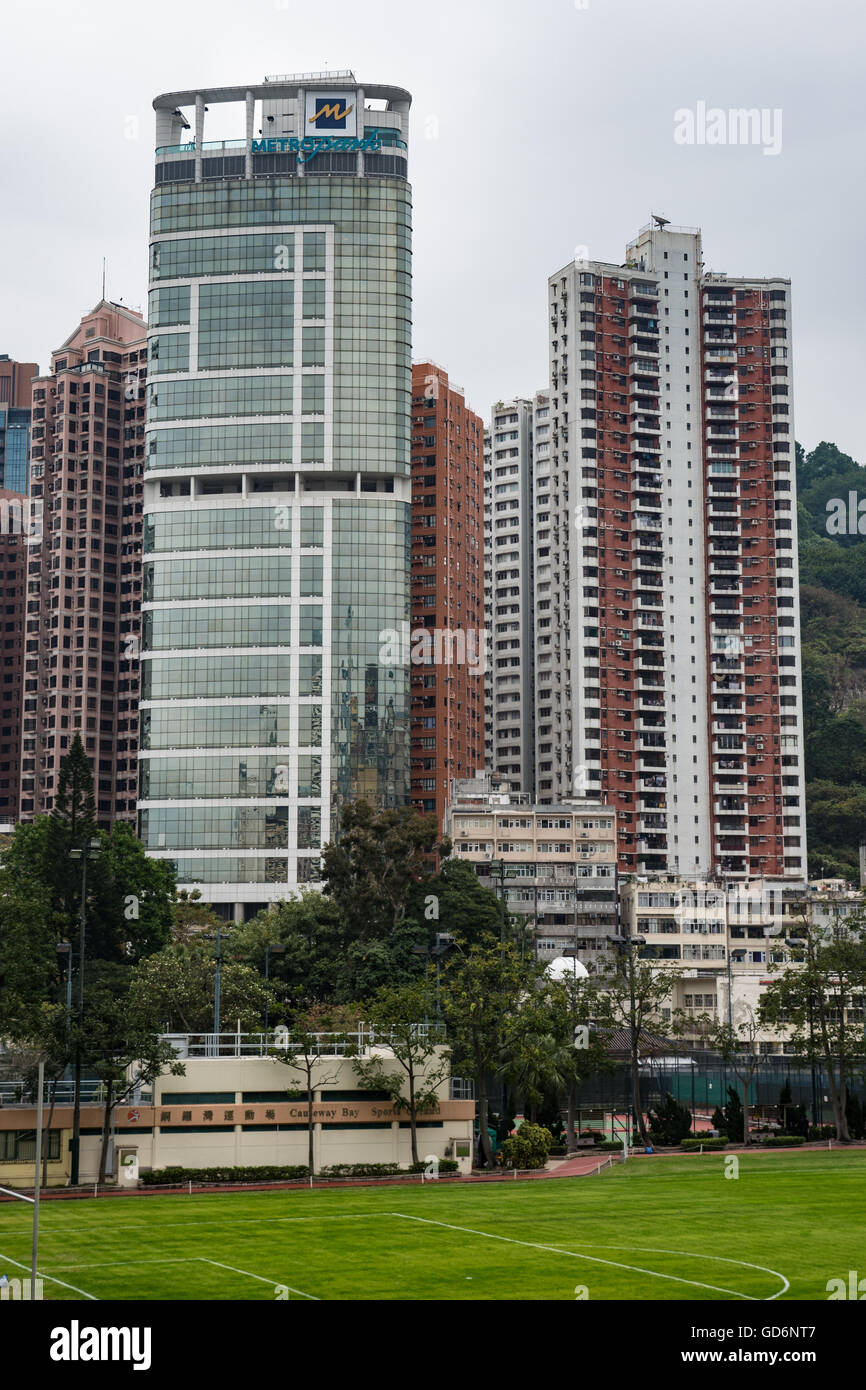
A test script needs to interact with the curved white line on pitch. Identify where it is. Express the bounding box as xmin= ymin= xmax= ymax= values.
xmin=563 ymin=1241 xmax=790 ymax=1300
xmin=391 ymin=1214 xmax=788 ymax=1301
